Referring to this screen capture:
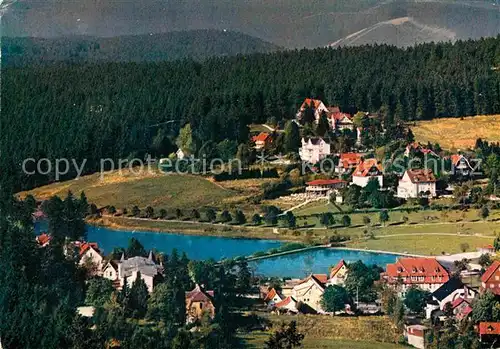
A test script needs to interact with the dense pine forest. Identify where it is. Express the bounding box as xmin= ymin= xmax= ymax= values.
xmin=2 ymin=36 xmax=500 ymax=191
